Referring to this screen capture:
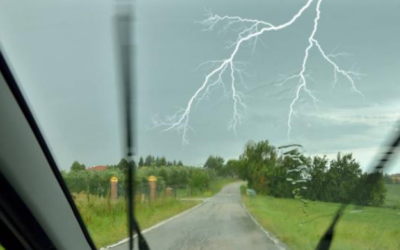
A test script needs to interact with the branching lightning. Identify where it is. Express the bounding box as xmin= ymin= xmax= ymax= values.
xmin=153 ymin=0 xmax=363 ymax=143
